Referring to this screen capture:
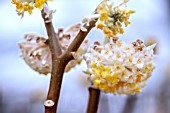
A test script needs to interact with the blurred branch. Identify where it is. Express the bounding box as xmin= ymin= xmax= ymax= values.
xmin=86 ymin=87 xmax=101 ymax=113
xmin=158 ymin=78 xmax=170 ymax=113
xmin=0 ymin=90 xmax=4 ymax=113
xmin=98 ymin=93 xmax=109 ymax=113
xmin=156 ymin=59 xmax=170 ymax=113
xmin=121 ymin=95 xmax=138 ymax=113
